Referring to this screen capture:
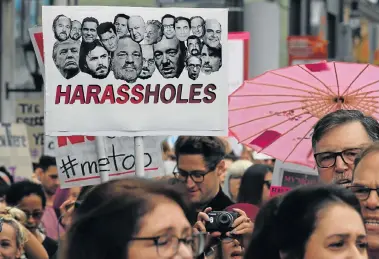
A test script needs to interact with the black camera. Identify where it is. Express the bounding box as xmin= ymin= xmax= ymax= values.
xmin=206 ymin=211 xmax=239 ymax=233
